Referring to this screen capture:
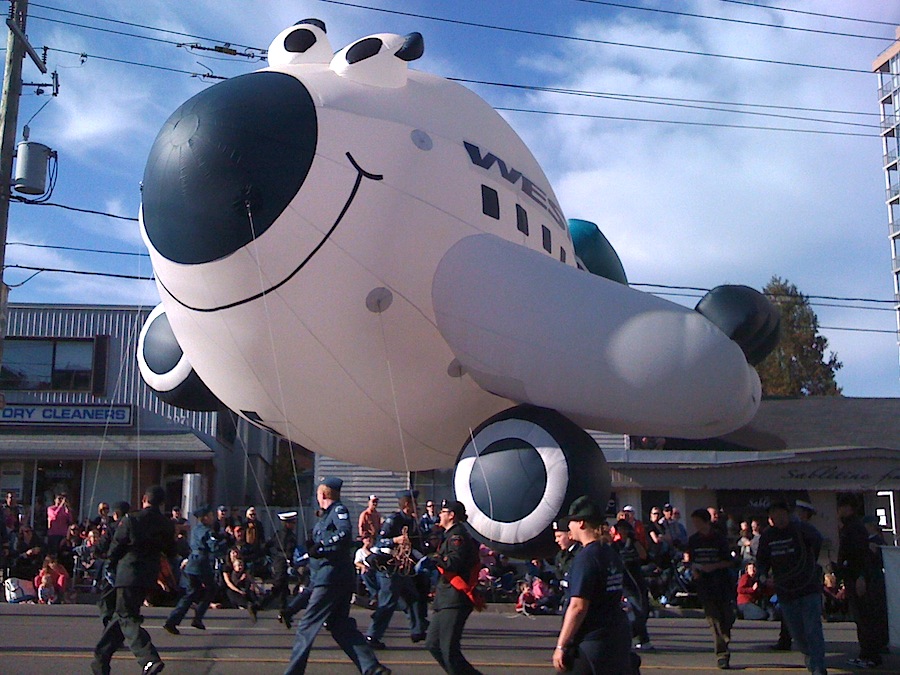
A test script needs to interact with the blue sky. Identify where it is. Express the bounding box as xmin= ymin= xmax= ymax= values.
xmin=7 ymin=0 xmax=900 ymax=397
